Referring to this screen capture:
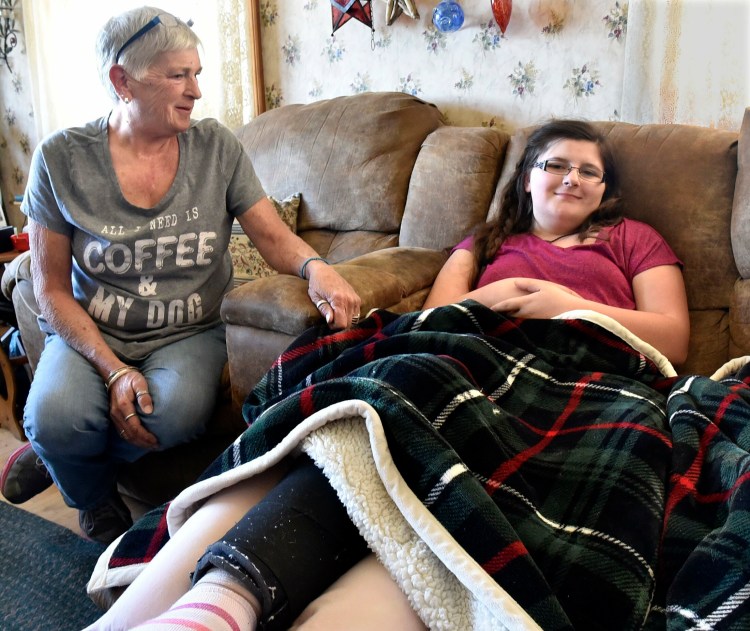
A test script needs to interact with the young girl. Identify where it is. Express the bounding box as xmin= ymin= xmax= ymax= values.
xmin=425 ymin=119 xmax=689 ymax=365
xmin=87 ymin=120 xmax=689 ymax=630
